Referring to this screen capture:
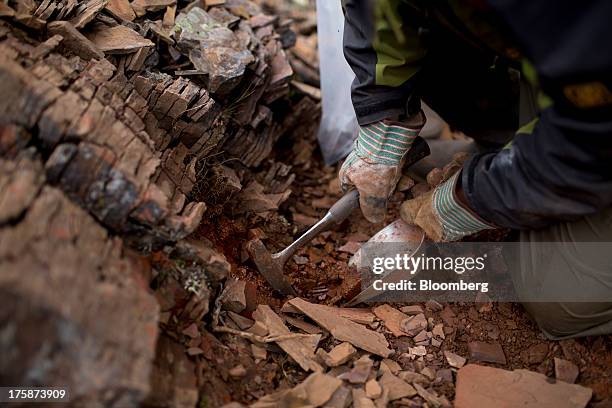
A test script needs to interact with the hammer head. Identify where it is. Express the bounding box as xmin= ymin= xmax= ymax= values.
xmin=246 ymin=238 xmax=297 ymax=296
